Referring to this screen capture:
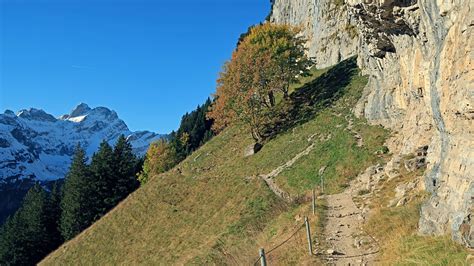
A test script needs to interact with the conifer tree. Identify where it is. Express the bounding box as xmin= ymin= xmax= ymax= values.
xmin=0 ymin=210 xmax=26 ymax=264
xmin=60 ymin=145 xmax=93 ymax=240
xmin=45 ymin=182 xmax=63 ymax=250
xmin=112 ymin=135 xmax=139 ymax=204
xmin=0 ymin=183 xmax=57 ymax=265
xmin=89 ymin=140 xmax=115 ymax=217
xmin=17 ymin=184 xmax=50 ymax=264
